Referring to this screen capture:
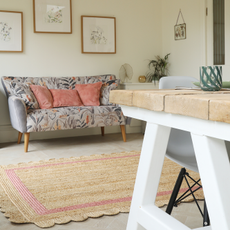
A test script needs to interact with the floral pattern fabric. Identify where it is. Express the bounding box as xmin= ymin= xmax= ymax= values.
xmin=100 ymin=79 xmax=120 ymax=105
xmin=2 ymin=75 xmax=117 ymax=105
xmin=1 ymin=75 xmax=129 ymax=133
xmin=10 ymin=82 xmax=39 ymax=110
xmin=26 ymin=105 xmax=126 ymax=132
